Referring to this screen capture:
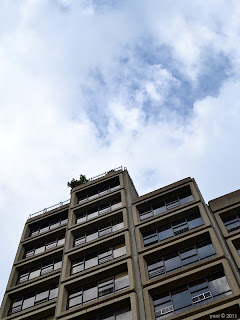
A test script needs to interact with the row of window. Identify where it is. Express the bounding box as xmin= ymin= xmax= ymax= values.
xmin=90 ymin=306 xmax=132 ymax=320
xmin=68 ymin=271 xmax=129 ymax=309
xmin=24 ymin=236 xmax=65 ymax=259
xmin=9 ymin=284 xmax=58 ymax=315
xmin=17 ymin=257 xmax=62 ymax=284
xmin=72 ymin=243 xmax=126 ymax=275
xmin=139 ymin=189 xmax=194 ymax=221
xmin=74 ymin=219 xmax=124 ymax=247
xmin=76 ymin=198 xmax=122 ymax=224
xmin=147 ymin=239 xmax=215 ymax=279
xmin=143 ymin=212 xmax=204 ymax=247
xmin=153 ymin=271 xmax=231 ymax=319
xmin=77 ymin=177 xmax=120 ymax=204
xmin=29 ymin=215 xmax=68 ymax=237
xmin=222 ymin=213 xmax=240 ymax=233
